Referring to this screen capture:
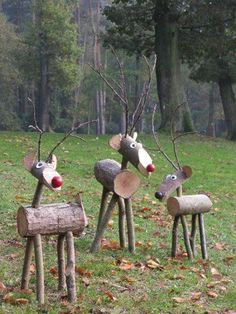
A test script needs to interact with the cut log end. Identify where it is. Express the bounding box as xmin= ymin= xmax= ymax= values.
xmin=167 ymin=194 xmax=212 ymax=216
xmin=114 ymin=170 xmax=140 ymax=198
